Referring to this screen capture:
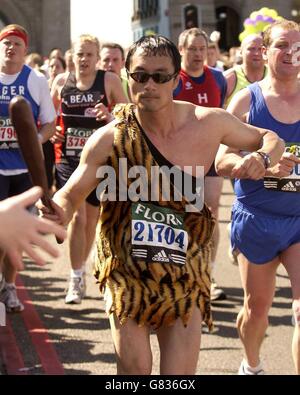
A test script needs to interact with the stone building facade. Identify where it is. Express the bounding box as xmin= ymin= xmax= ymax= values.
xmin=132 ymin=0 xmax=300 ymax=50
xmin=0 ymin=0 xmax=71 ymax=56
